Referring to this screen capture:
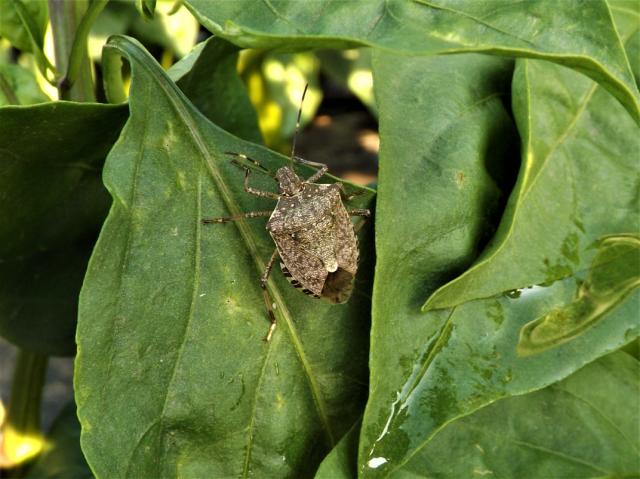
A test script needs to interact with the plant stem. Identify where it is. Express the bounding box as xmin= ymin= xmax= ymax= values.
xmin=48 ymin=0 xmax=95 ymax=101
xmin=0 ymin=350 xmax=48 ymax=471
